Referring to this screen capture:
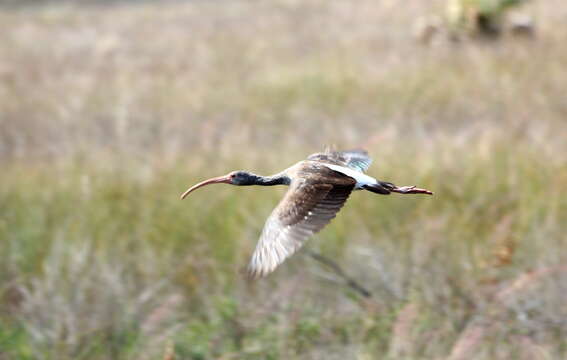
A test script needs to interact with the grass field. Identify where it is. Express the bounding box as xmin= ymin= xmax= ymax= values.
xmin=1 ymin=0 xmax=567 ymax=359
